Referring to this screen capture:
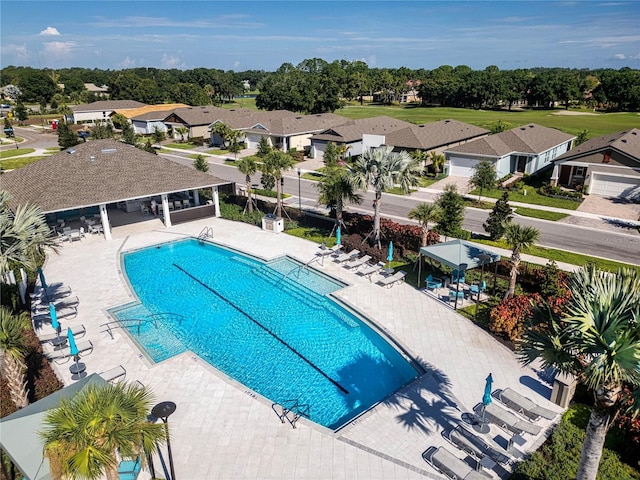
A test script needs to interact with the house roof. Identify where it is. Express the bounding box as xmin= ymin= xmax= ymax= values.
xmin=386 ymin=119 xmax=489 ymax=150
xmin=84 ymin=83 xmax=109 ymax=93
xmin=119 ymin=104 xmax=189 ymax=120
xmin=0 ymin=374 xmax=107 ymax=480
xmin=312 ymin=116 xmax=413 ymax=143
xmin=445 ymin=124 xmax=575 ymax=156
xmin=165 ymin=106 xmax=255 ymax=127
xmin=1 ymin=139 xmax=229 ymax=214
xmin=71 ymin=100 xmax=146 ymax=113
xmin=554 ymin=128 xmax=640 ymax=164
